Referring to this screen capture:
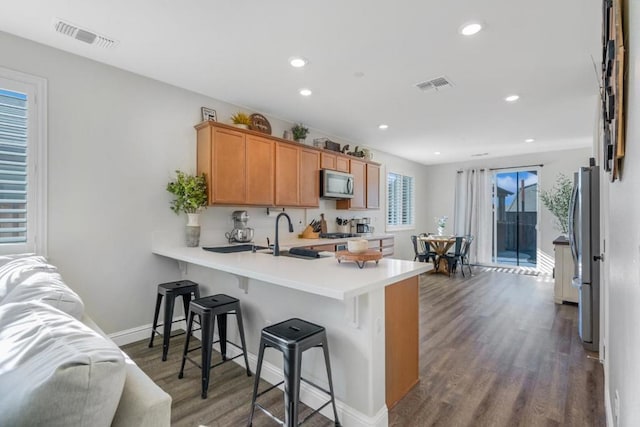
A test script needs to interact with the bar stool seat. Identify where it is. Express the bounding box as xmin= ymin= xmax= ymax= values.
xmin=148 ymin=280 xmax=200 ymax=361
xmin=248 ymin=318 xmax=341 ymax=427
xmin=179 ymin=294 xmax=251 ymax=399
